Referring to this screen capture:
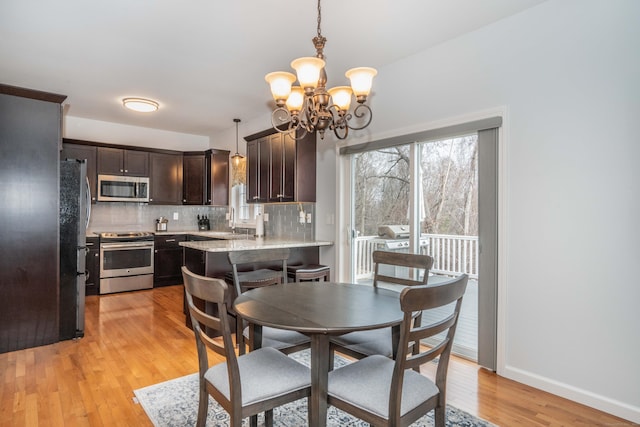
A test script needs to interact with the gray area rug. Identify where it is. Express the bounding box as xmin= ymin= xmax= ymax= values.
xmin=133 ymin=350 xmax=496 ymax=427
